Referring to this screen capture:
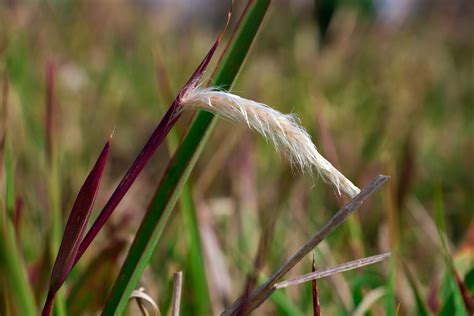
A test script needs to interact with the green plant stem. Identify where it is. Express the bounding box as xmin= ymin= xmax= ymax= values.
xmin=102 ymin=1 xmax=271 ymax=314
xmin=0 ymin=136 xmax=37 ymax=315
xmin=434 ymin=185 xmax=468 ymax=315
xmin=180 ymin=183 xmax=211 ymax=314
xmin=0 ymin=212 xmax=37 ymax=315
xmin=165 ymin=116 xmax=211 ymax=313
